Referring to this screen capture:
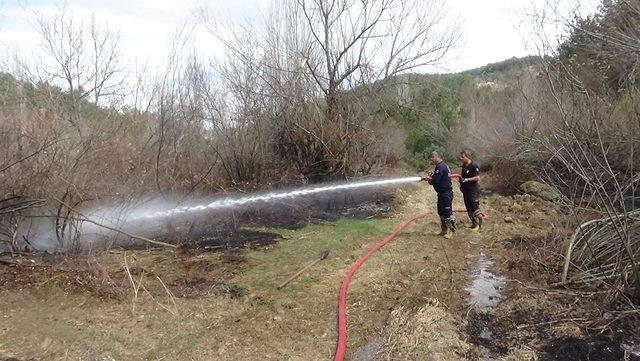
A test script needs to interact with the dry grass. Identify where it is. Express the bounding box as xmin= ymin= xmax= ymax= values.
xmin=2 ymin=182 xmax=620 ymax=360
xmin=0 ymin=184 xmax=475 ymax=360
xmin=375 ymin=299 xmax=471 ymax=361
